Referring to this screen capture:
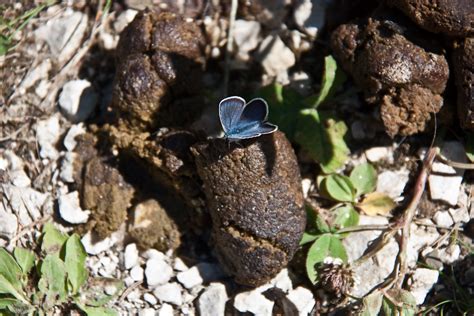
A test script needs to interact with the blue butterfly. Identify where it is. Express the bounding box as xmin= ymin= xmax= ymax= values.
xmin=218 ymin=96 xmax=278 ymax=141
